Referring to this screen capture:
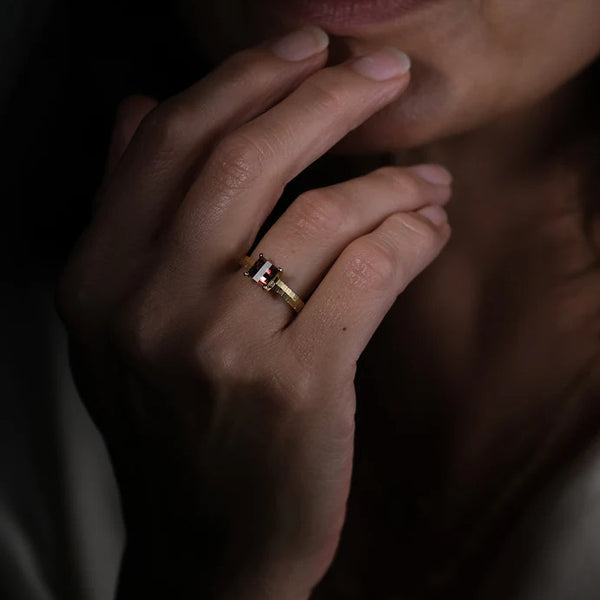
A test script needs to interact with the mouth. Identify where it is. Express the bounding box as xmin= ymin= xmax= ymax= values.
xmin=258 ymin=0 xmax=441 ymax=34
